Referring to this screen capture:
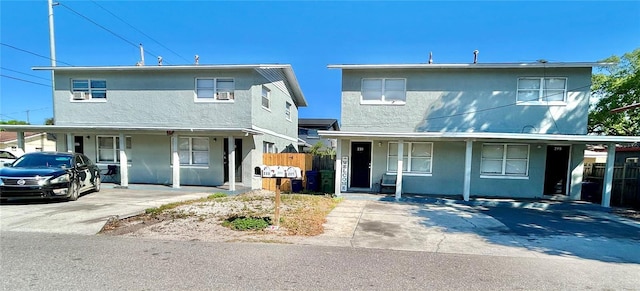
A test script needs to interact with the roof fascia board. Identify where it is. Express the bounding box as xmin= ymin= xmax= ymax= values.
xmin=327 ymin=62 xmax=614 ymax=69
